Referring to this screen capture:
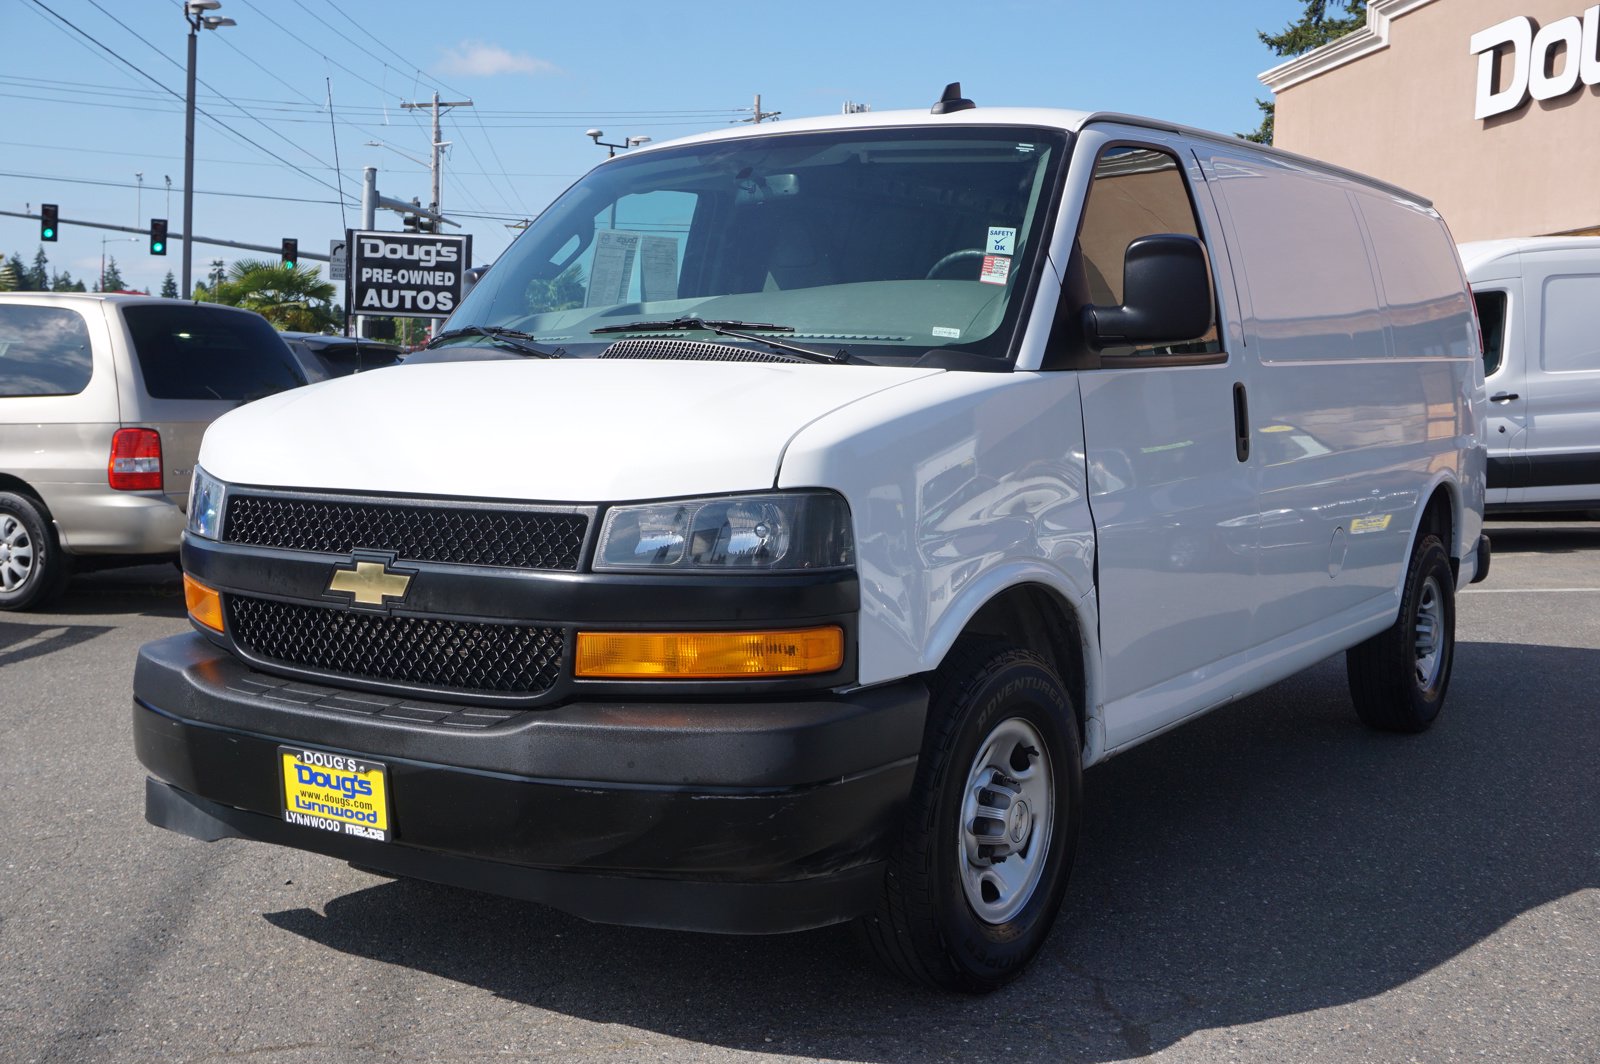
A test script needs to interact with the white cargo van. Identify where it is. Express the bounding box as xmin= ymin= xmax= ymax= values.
xmin=1459 ymin=236 xmax=1600 ymax=514
xmin=135 ymin=88 xmax=1489 ymax=992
